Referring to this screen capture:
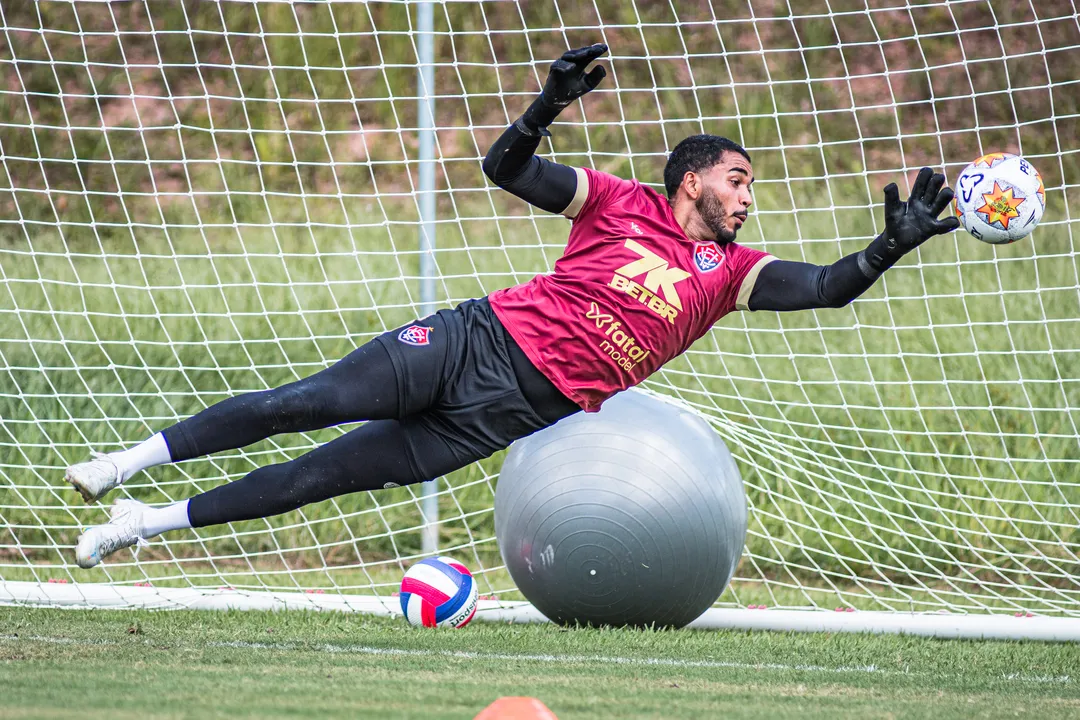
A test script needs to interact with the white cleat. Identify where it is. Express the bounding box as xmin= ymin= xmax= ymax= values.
xmin=65 ymin=451 xmax=127 ymax=504
xmin=76 ymin=499 xmax=149 ymax=569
